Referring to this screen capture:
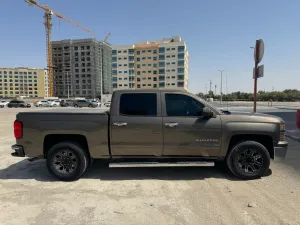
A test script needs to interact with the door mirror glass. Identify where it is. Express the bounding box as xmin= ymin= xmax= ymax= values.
xmin=202 ymin=107 xmax=214 ymax=118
